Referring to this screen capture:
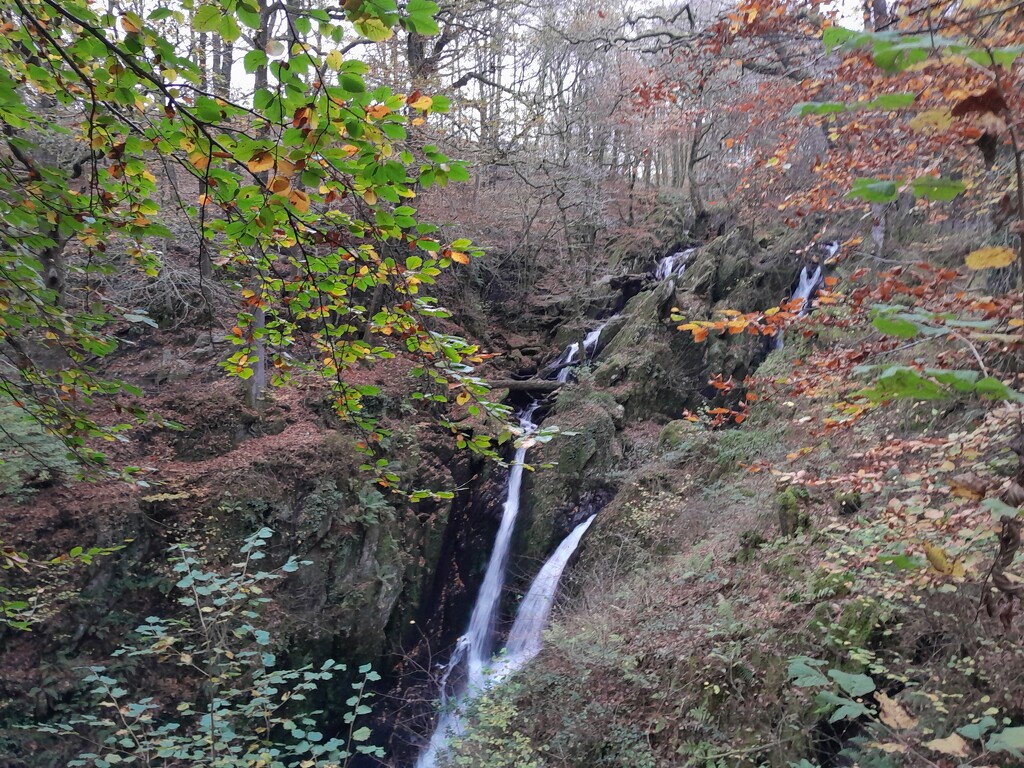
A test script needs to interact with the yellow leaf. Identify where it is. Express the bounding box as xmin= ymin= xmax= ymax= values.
xmin=268 ymin=176 xmax=291 ymax=194
xmin=456 ymin=391 xmax=471 ymax=405
xmin=965 ymin=246 xmax=1015 ymax=270
xmin=366 ymin=104 xmax=391 ymax=119
xmin=923 ymin=542 xmax=963 ymax=576
xmin=326 ymin=50 xmax=342 ymax=71
xmin=867 ymin=742 xmax=907 ymax=754
xmin=410 ymin=95 xmax=433 ymax=110
xmin=876 ymin=692 xmax=918 ymax=730
xmin=288 ymin=189 xmax=311 ymax=213
xmin=362 ymin=189 xmax=378 ymax=205
xmin=908 ymin=109 xmax=952 ymax=134
xmin=412 ymin=117 xmax=426 ymax=126
xmin=450 ymin=251 xmax=470 ymax=265
xmin=247 ymin=151 xmax=275 ymax=174
xmin=923 ymin=733 xmax=969 ymax=758
xmin=1008 ymin=318 xmax=1023 ymax=328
